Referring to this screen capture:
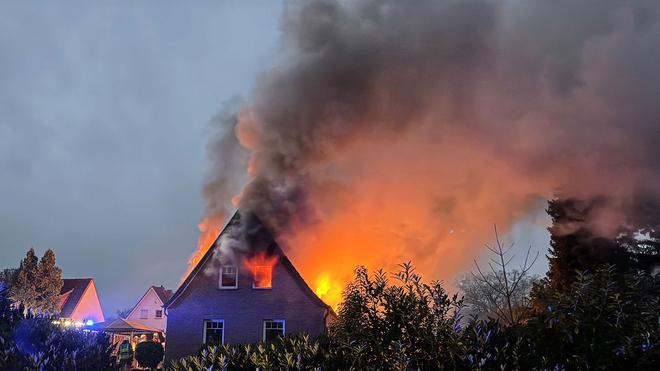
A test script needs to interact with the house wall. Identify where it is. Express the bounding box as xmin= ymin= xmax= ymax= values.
xmin=70 ymin=281 xmax=105 ymax=324
xmin=164 ymin=259 xmax=327 ymax=363
xmin=126 ymin=288 xmax=167 ymax=332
